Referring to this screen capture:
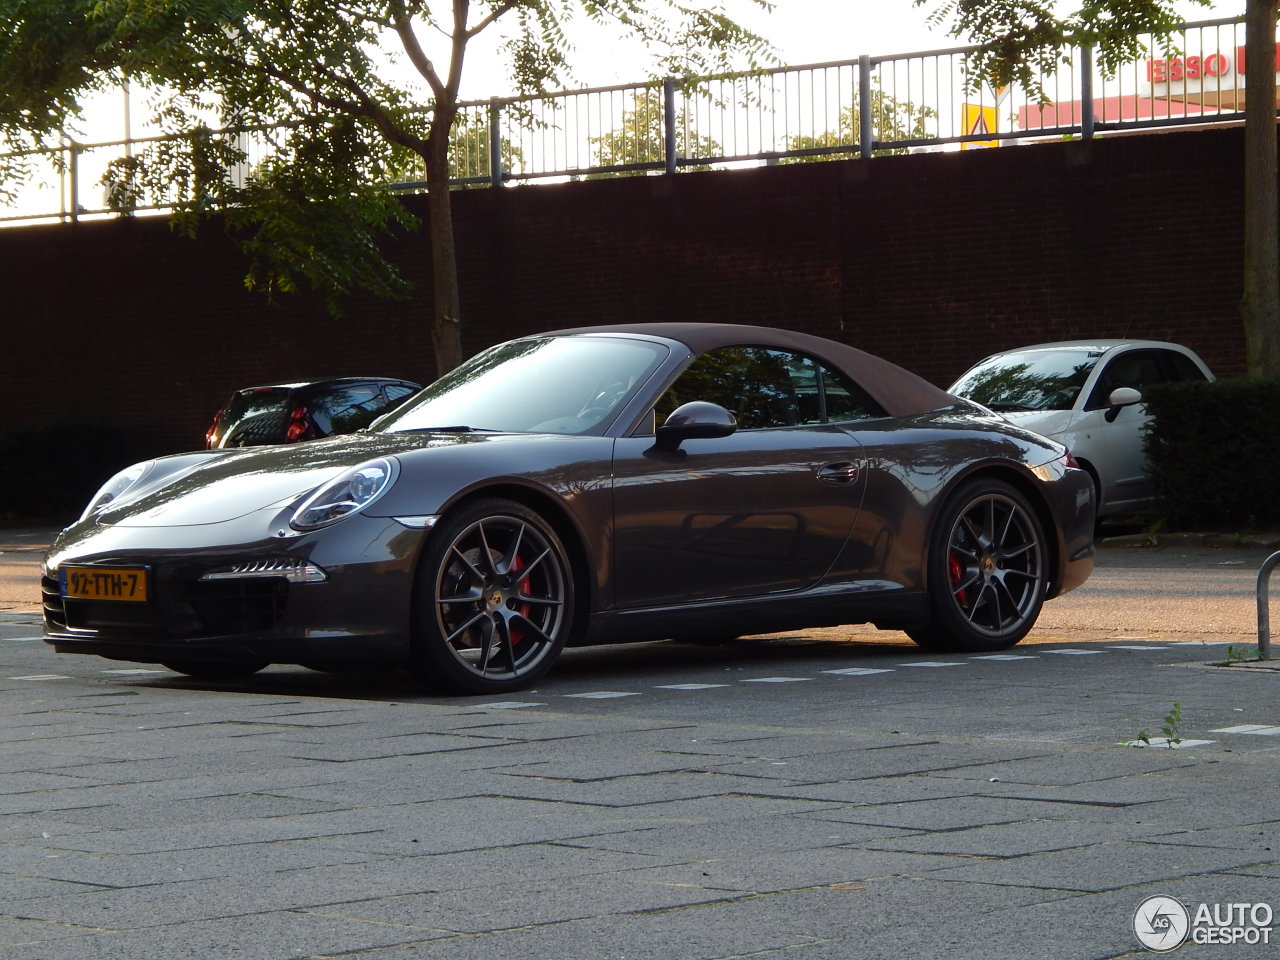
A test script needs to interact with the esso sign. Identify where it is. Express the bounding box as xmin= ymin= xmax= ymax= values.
xmin=1146 ymin=44 xmax=1280 ymax=84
